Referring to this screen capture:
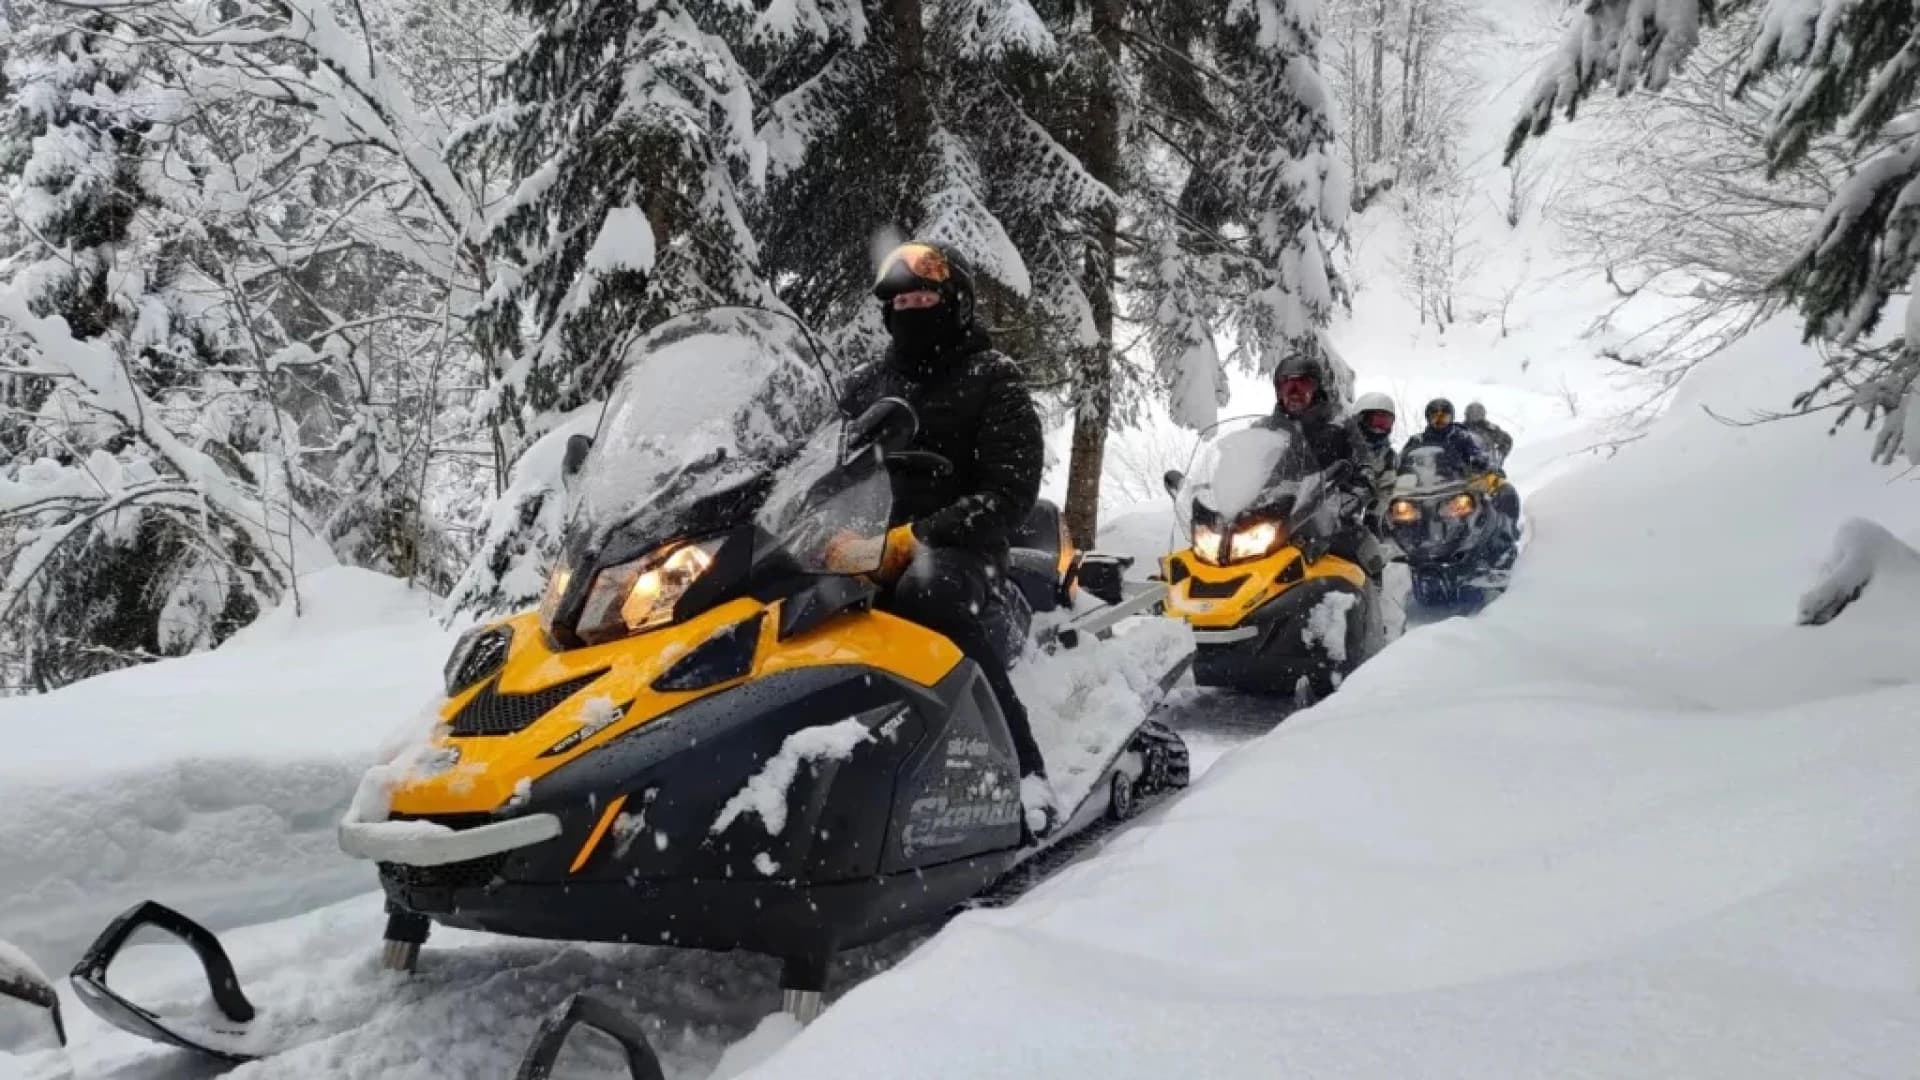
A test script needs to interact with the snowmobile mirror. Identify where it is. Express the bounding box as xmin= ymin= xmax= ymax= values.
xmin=0 ymin=945 xmax=65 ymax=1054
xmin=1162 ymin=469 xmax=1185 ymax=497
xmin=514 ymin=993 xmax=665 ymax=1080
xmin=68 ymin=901 xmax=259 ymax=1064
xmin=847 ymin=396 xmax=918 ymax=456
xmin=561 ymin=434 xmax=594 ymax=484
xmin=1075 ymin=555 xmax=1129 ymax=607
